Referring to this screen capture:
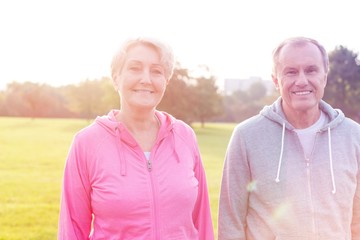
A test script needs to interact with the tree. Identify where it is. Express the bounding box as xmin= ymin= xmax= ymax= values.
xmin=191 ymin=75 xmax=223 ymax=127
xmin=247 ymin=81 xmax=268 ymax=102
xmin=324 ymin=46 xmax=360 ymax=122
xmin=158 ymin=63 xmax=196 ymax=124
xmin=3 ymin=82 xmax=62 ymax=118
xmin=99 ymin=77 xmax=119 ymax=111
xmin=218 ymin=80 xmax=276 ymax=123
xmin=159 ymin=64 xmax=223 ymax=126
xmin=221 ymin=90 xmax=250 ymax=122
xmin=65 ymin=79 xmax=110 ymax=119
xmin=0 ymin=90 xmax=5 ymax=115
